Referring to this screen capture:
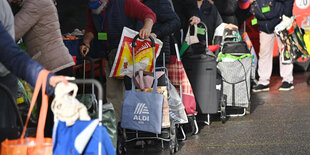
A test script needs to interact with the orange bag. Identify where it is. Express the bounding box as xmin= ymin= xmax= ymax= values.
xmin=1 ymin=70 xmax=53 ymax=155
